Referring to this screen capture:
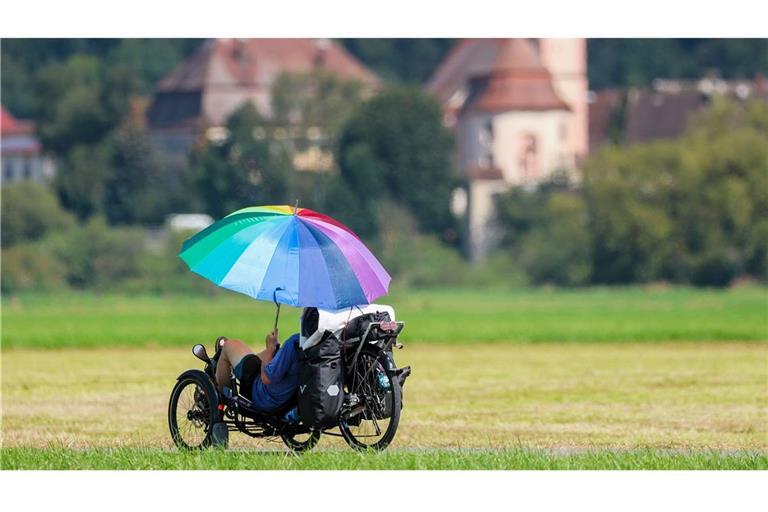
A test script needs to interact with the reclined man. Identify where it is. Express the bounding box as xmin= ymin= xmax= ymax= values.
xmin=213 ymin=327 xmax=301 ymax=412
